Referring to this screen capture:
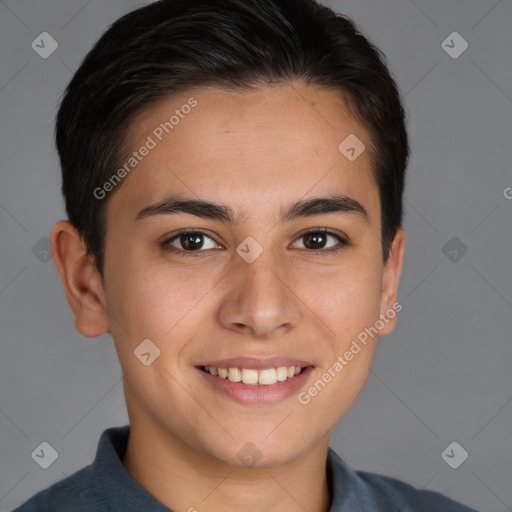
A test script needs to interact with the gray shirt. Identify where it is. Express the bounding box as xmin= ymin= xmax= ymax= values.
xmin=12 ymin=425 xmax=478 ymax=511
